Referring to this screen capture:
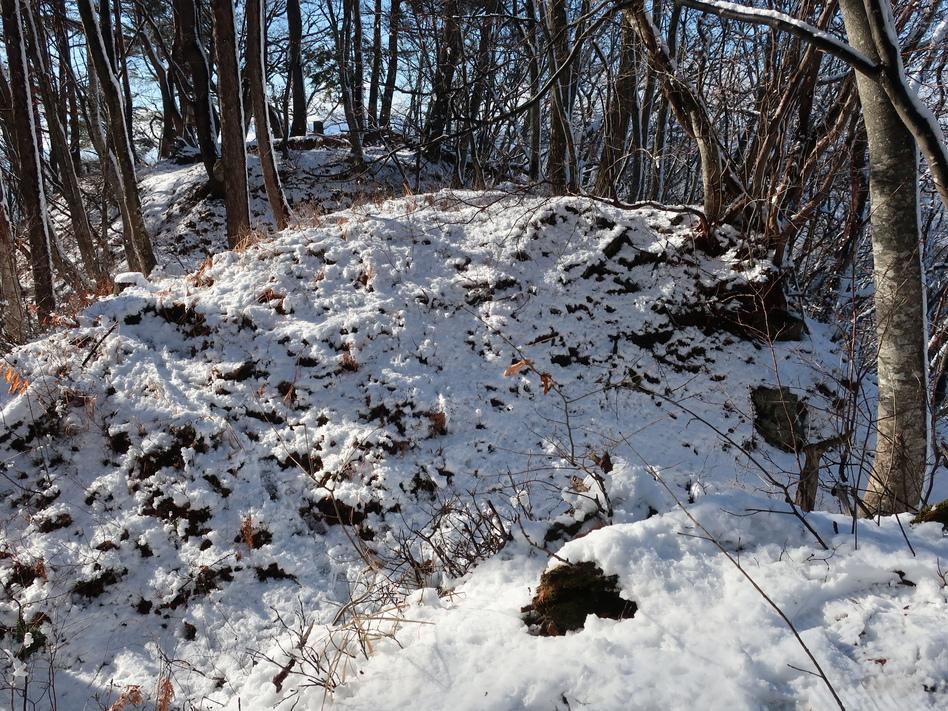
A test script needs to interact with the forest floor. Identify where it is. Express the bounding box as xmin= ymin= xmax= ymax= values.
xmin=2 ymin=148 xmax=947 ymax=710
